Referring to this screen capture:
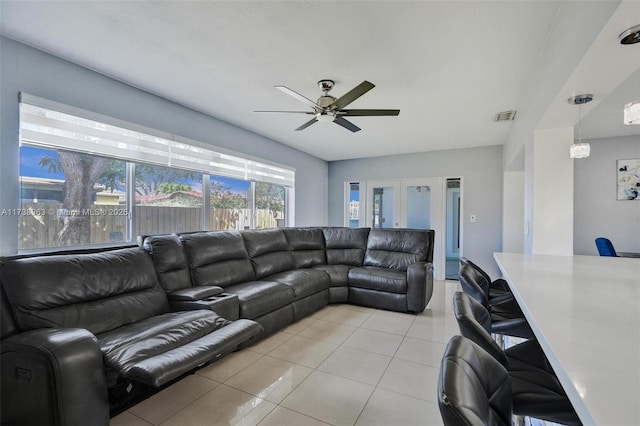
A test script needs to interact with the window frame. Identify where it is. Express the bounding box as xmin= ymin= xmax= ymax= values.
xmin=18 ymin=95 xmax=295 ymax=253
